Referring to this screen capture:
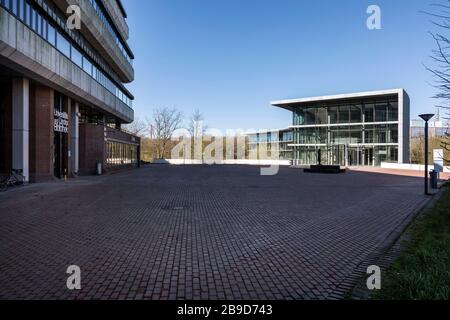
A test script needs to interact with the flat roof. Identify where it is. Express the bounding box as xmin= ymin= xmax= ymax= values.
xmin=244 ymin=128 xmax=292 ymax=135
xmin=271 ymin=89 xmax=405 ymax=111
